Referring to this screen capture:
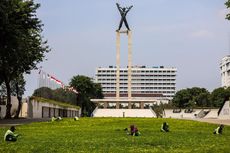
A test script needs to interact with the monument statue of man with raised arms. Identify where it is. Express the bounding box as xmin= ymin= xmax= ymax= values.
xmin=116 ymin=3 xmax=133 ymax=31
